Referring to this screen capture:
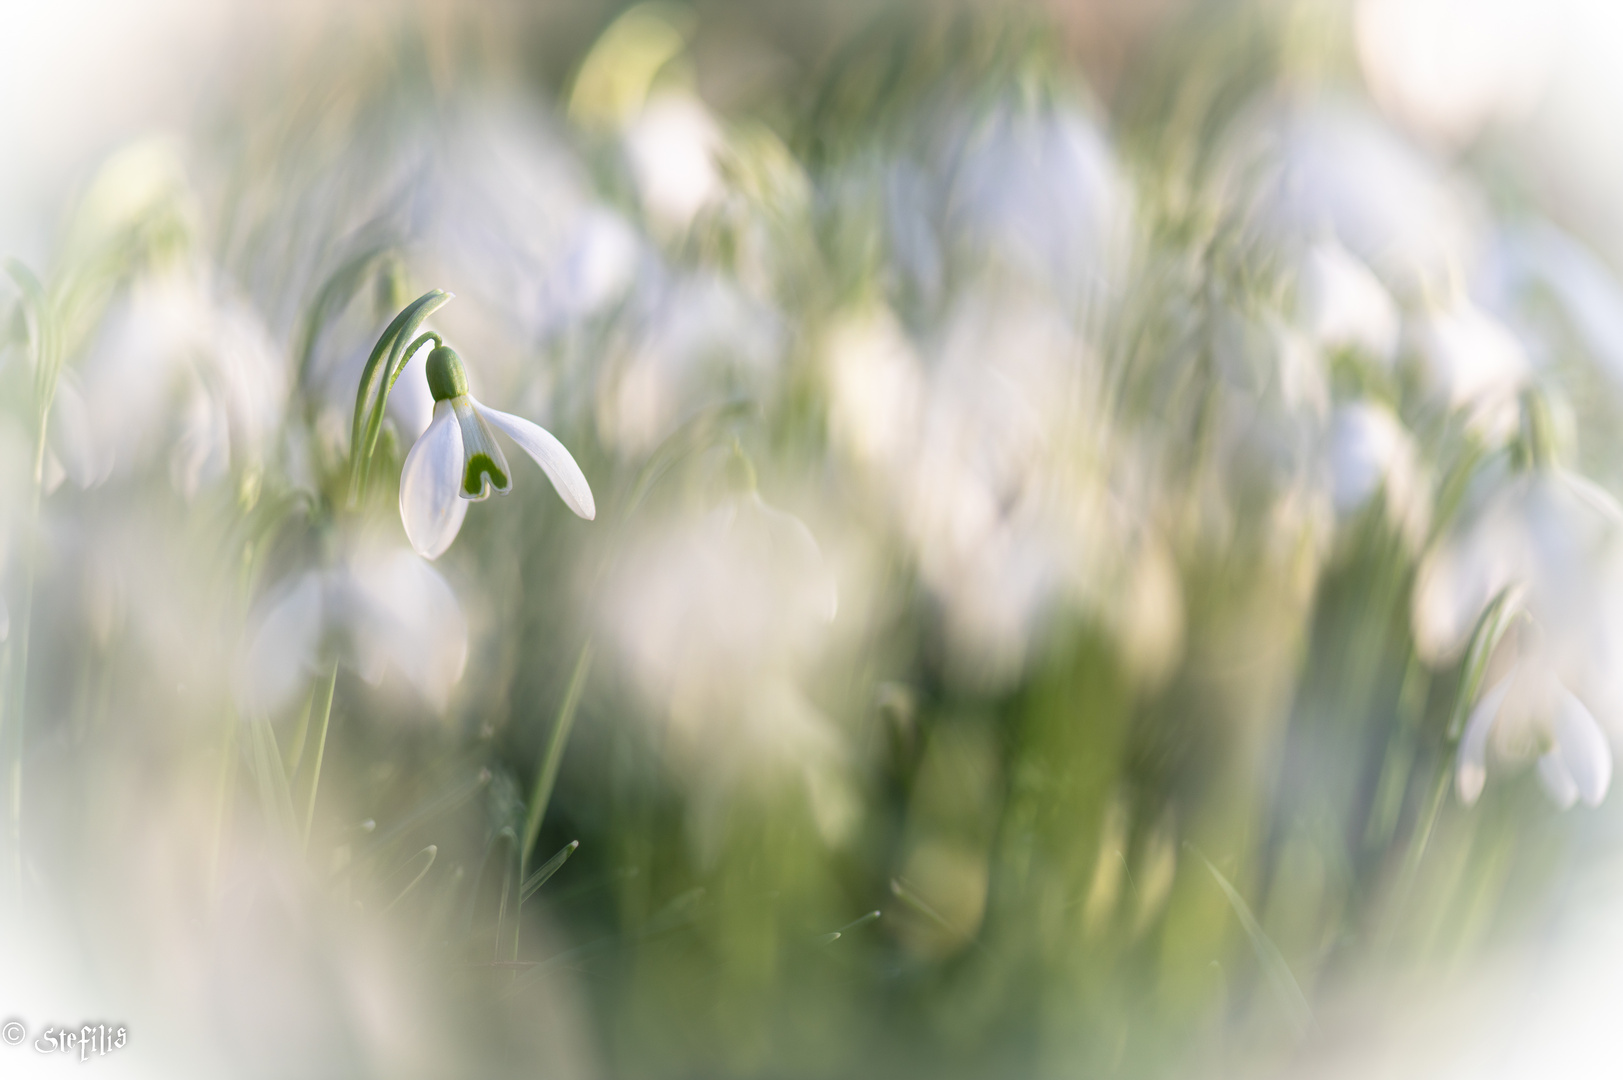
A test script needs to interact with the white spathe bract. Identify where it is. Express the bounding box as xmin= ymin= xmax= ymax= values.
xmin=236 ymin=547 xmax=469 ymax=716
xmin=400 ymin=393 xmax=595 ymax=560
